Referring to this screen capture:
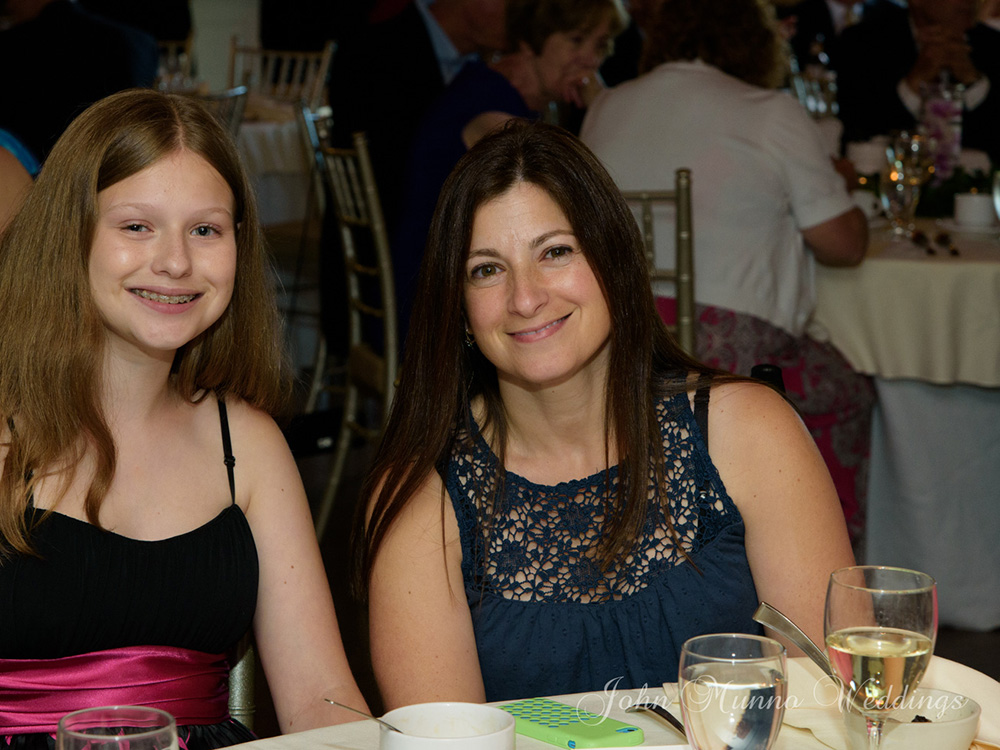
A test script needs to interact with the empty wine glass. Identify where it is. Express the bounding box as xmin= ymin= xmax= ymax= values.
xmin=881 ymin=132 xmax=935 ymax=236
xmin=679 ymin=633 xmax=787 ymax=750
xmin=58 ymin=707 xmax=178 ymax=750
xmin=825 ymin=566 xmax=937 ymax=750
